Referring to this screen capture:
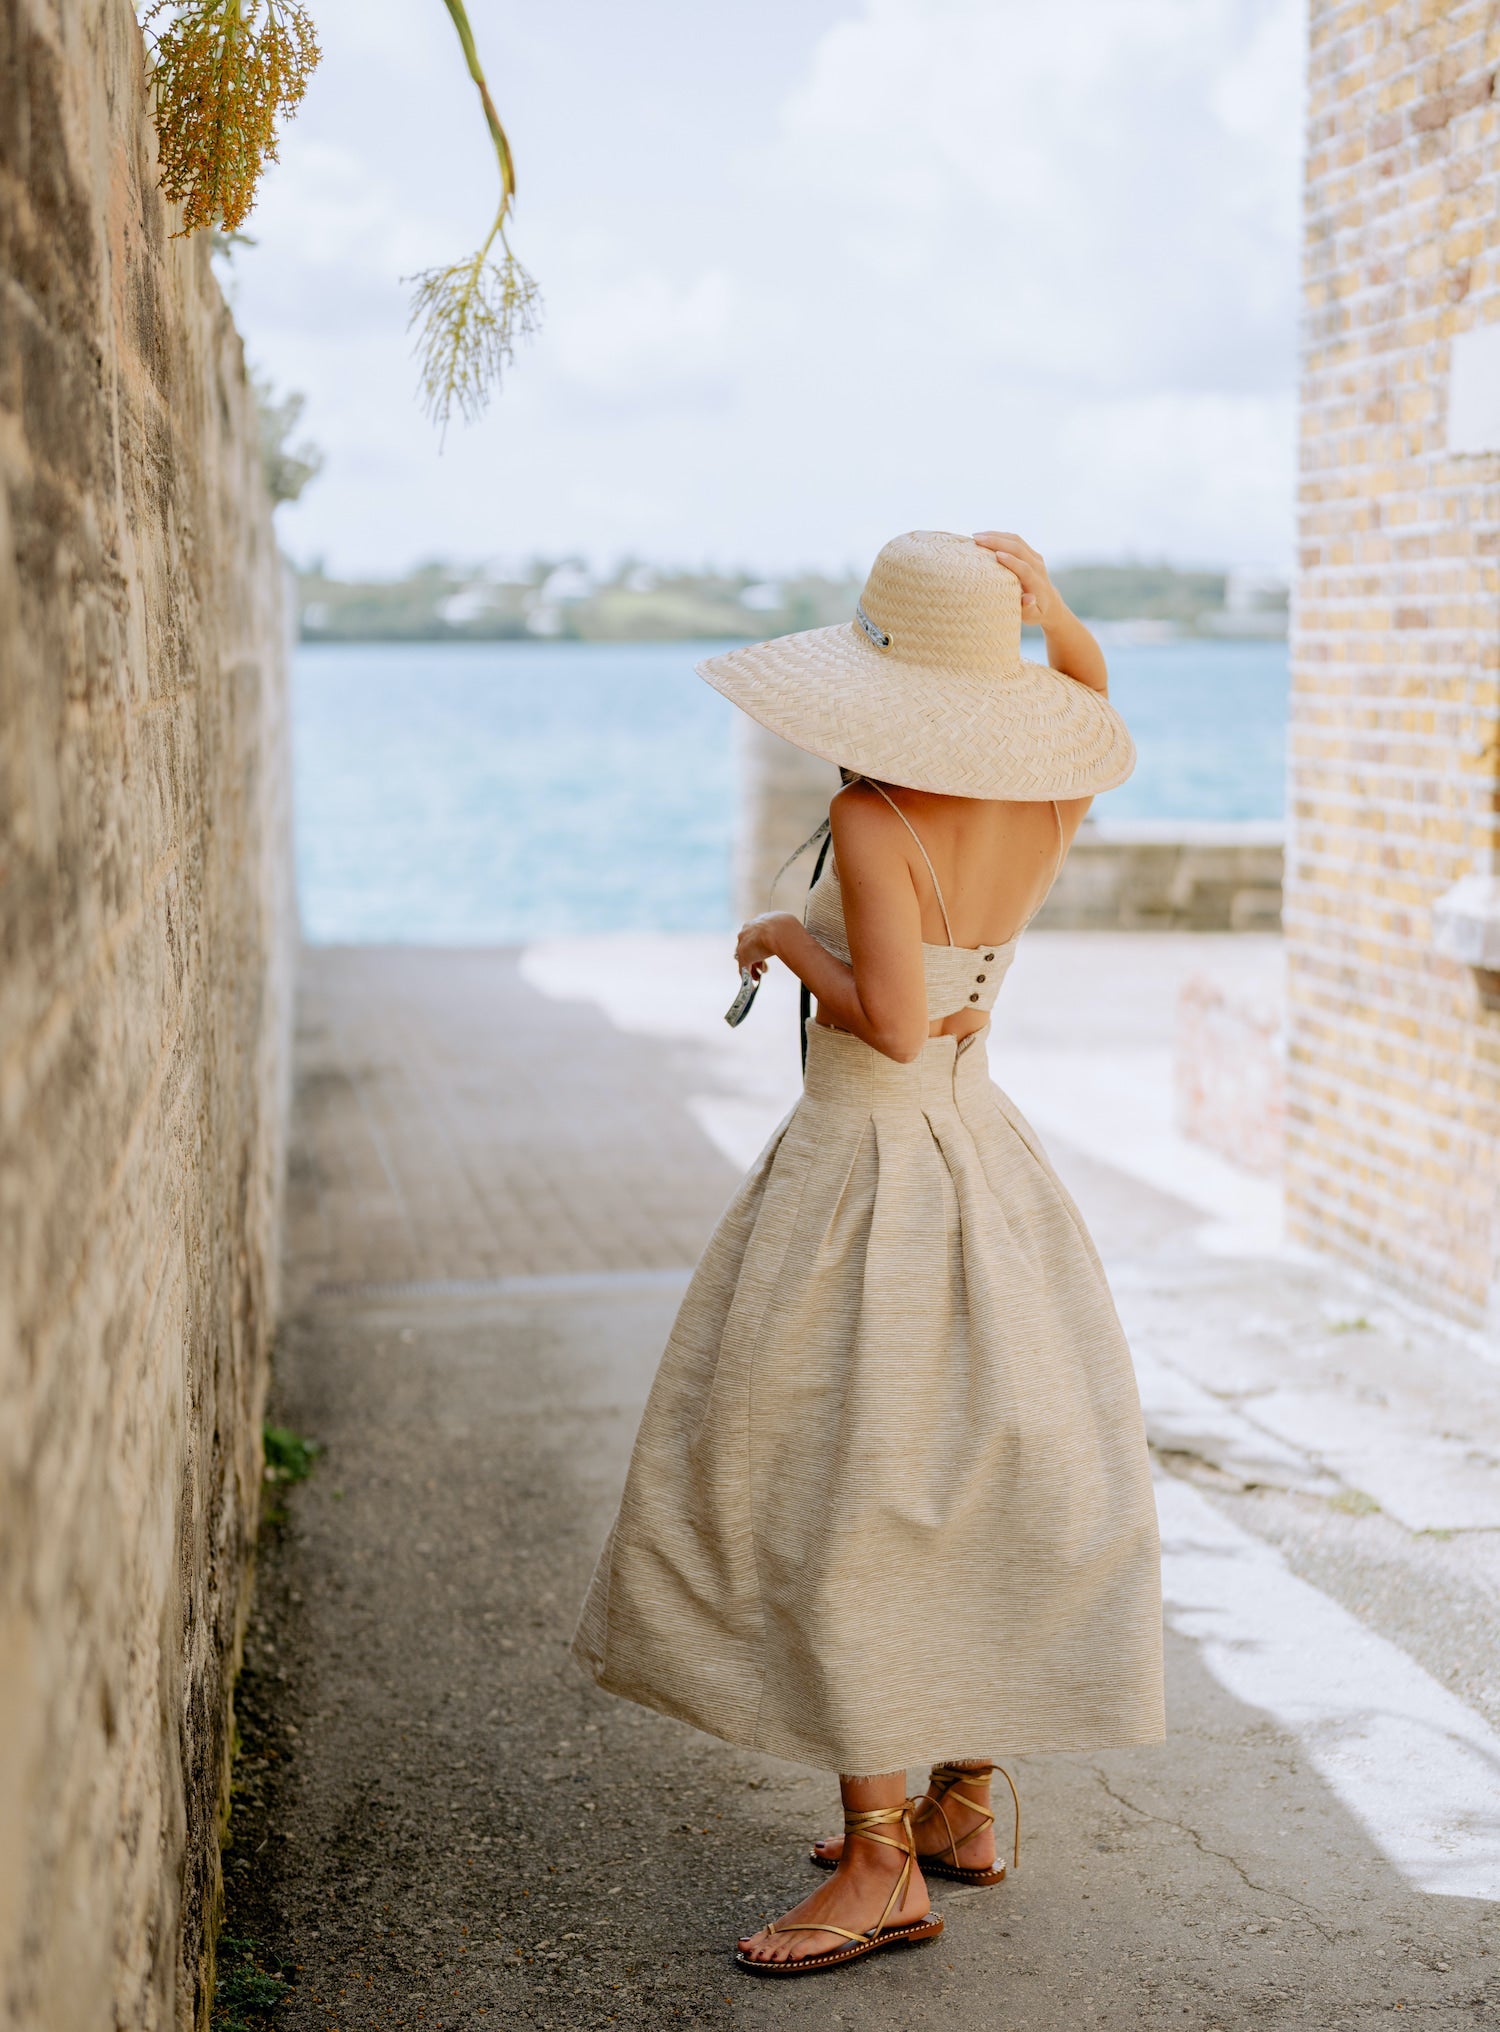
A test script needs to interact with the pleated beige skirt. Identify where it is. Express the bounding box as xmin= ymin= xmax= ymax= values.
xmin=572 ymin=1020 xmax=1164 ymax=1774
